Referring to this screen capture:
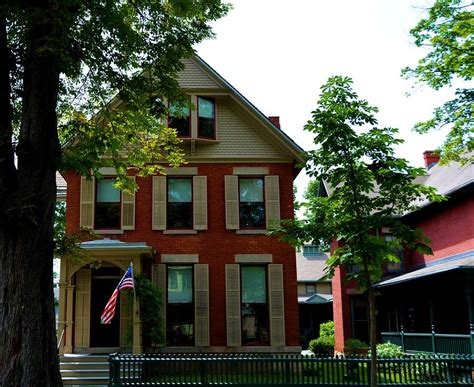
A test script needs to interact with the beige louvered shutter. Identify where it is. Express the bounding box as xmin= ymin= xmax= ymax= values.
xmin=74 ymin=269 xmax=91 ymax=348
xmin=265 ymin=176 xmax=280 ymax=229
xmin=225 ymin=176 xmax=239 ymax=230
xmin=268 ymin=264 xmax=285 ymax=347
xmin=121 ymin=176 xmax=136 ymax=230
xmin=194 ymin=264 xmax=209 ymax=346
xmin=225 ymin=264 xmax=241 ymax=347
xmin=80 ymin=177 xmax=95 ymax=229
xmin=152 ymin=264 xmax=166 ymax=346
xmin=120 ymin=291 xmax=133 ymax=347
xmin=152 ymin=176 xmax=167 ymax=230
xmin=193 ymin=176 xmax=208 ymax=230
